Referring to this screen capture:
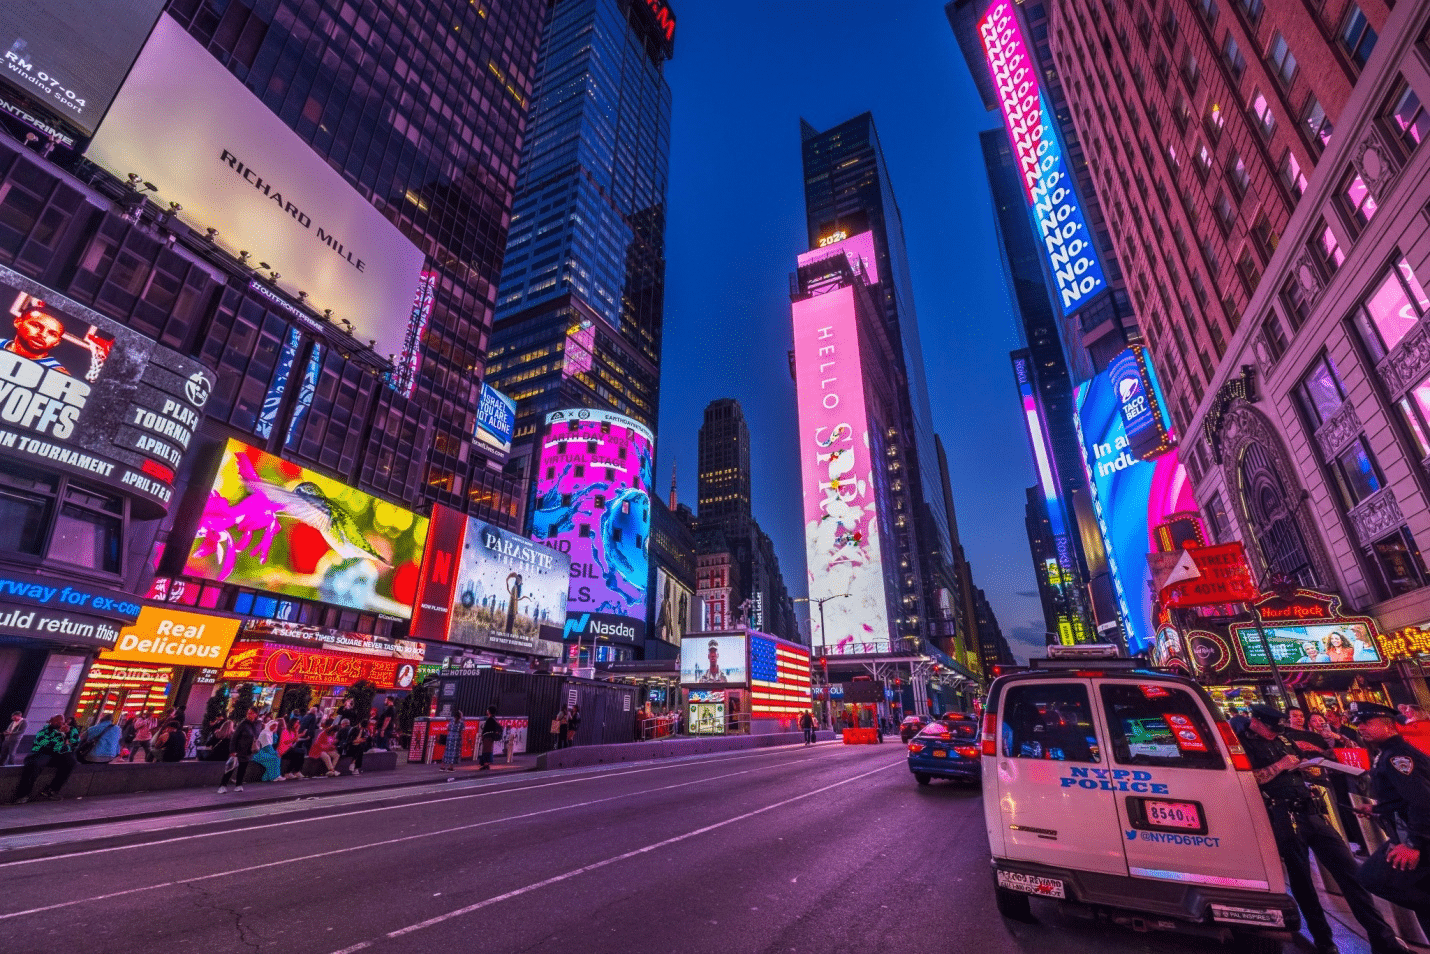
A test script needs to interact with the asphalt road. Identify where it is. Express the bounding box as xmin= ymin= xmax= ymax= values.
xmin=0 ymin=743 xmax=1375 ymax=954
